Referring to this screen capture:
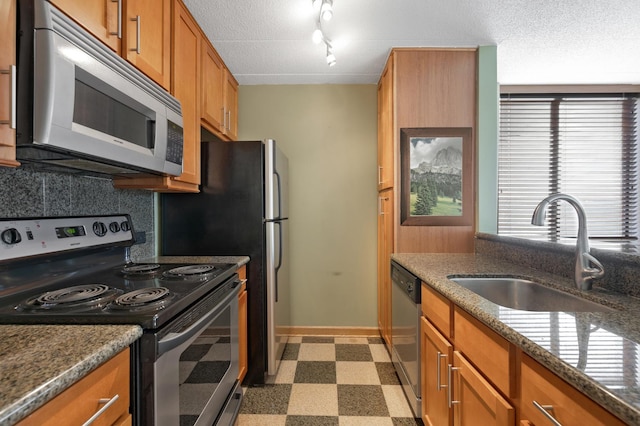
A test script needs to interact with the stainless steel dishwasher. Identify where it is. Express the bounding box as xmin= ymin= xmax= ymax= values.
xmin=391 ymin=260 xmax=421 ymax=418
